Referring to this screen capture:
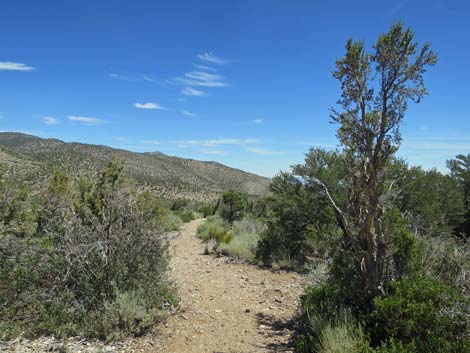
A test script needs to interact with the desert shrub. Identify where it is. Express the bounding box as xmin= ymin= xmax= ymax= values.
xmin=219 ymin=232 xmax=260 ymax=262
xmin=417 ymin=235 xmax=469 ymax=296
xmin=218 ymin=216 xmax=266 ymax=261
xmin=220 ymin=189 xmax=246 ymax=224
xmin=0 ymin=160 xmax=175 ymax=340
xmin=197 ymin=215 xmax=265 ymax=262
xmin=197 ymin=216 xmax=230 ymax=243
xmin=198 ymin=202 xmax=217 ymax=217
xmin=257 ymin=168 xmax=339 ymax=271
xmin=296 ymin=302 xmax=370 ymax=353
xmin=179 ymin=210 xmax=196 ymax=223
xmin=231 ymin=215 xmax=267 ymax=235
xmin=93 ymin=289 xmax=167 ymax=340
xmin=162 ymin=211 xmax=183 ymax=231
xmin=369 ymin=276 xmax=469 ymax=353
